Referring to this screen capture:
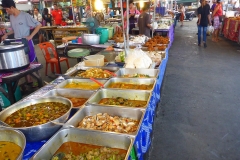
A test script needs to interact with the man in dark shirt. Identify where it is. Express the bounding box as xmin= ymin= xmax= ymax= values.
xmin=138 ymin=4 xmax=152 ymax=37
xmin=197 ymin=0 xmax=211 ymax=48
